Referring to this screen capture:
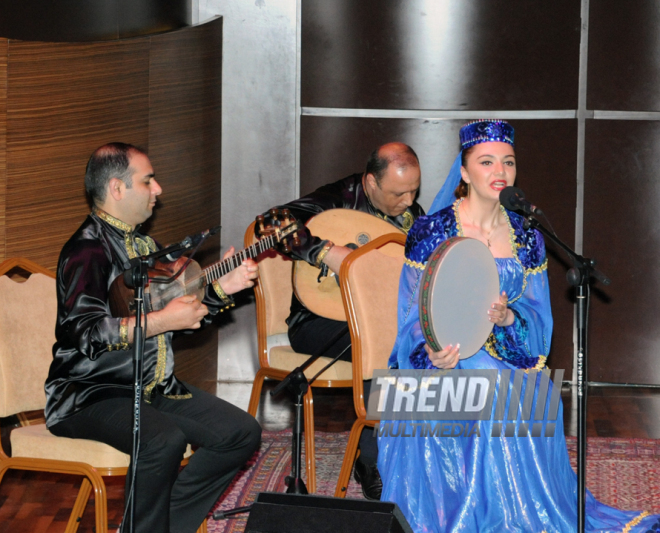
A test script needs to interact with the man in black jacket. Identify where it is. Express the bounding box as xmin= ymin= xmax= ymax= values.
xmin=46 ymin=143 xmax=261 ymax=533
xmin=261 ymin=142 xmax=424 ymax=499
